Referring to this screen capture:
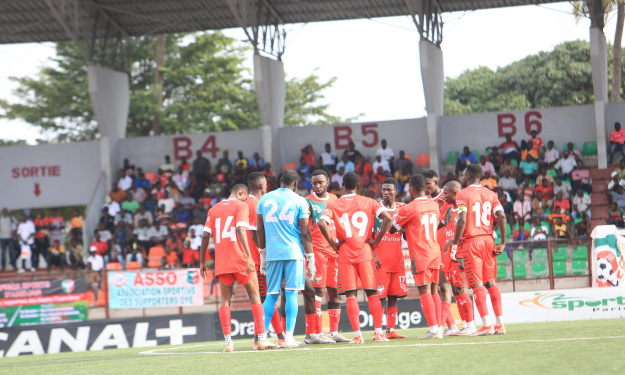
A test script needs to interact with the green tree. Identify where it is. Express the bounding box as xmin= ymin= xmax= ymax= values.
xmin=0 ymin=32 xmax=354 ymax=141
